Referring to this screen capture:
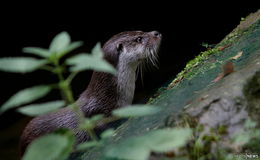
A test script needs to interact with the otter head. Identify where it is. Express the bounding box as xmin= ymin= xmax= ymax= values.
xmin=102 ymin=31 xmax=162 ymax=107
xmin=102 ymin=31 xmax=162 ymax=68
